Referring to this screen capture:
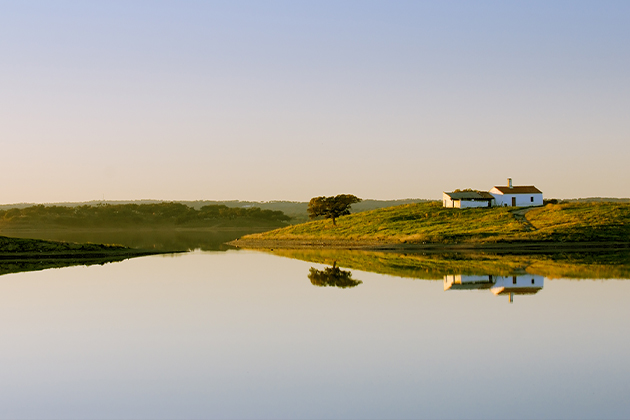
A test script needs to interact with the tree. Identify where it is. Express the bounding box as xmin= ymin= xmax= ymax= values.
xmin=307 ymin=194 xmax=361 ymax=225
xmin=308 ymin=263 xmax=362 ymax=289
